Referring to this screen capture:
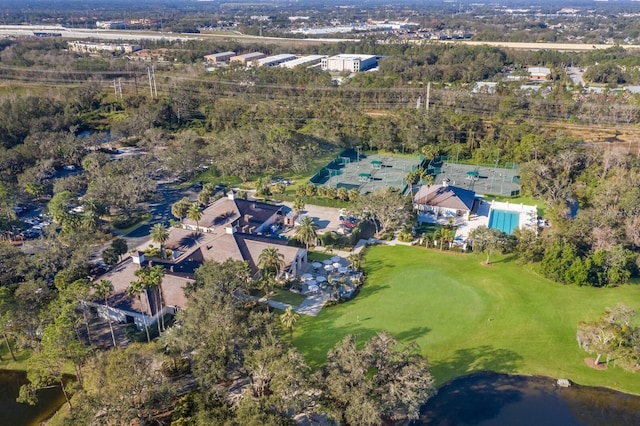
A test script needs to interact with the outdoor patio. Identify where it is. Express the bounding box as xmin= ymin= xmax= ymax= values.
xmin=293 ymin=256 xmax=363 ymax=300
